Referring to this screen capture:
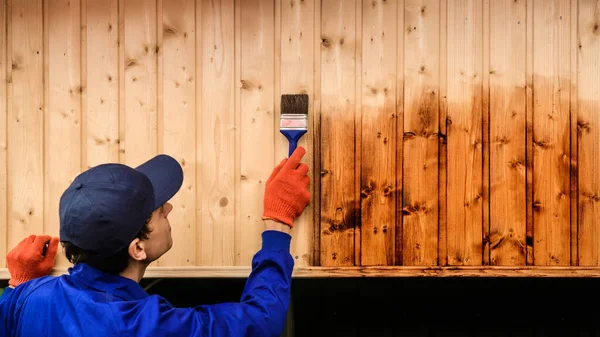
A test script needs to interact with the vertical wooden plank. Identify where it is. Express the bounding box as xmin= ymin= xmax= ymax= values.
xmin=200 ymin=0 xmax=235 ymax=266
xmin=395 ymin=0 xmax=405 ymax=265
xmin=525 ymin=0 xmax=534 ymax=265
xmin=122 ymin=0 xmax=157 ymax=167
xmin=446 ymin=0 xmax=484 ymax=266
xmin=353 ymin=0 xmax=362 ymax=267
xmin=481 ymin=0 xmax=490 ymax=265
xmin=7 ymin=0 xmax=44 ymax=248
xmin=569 ymin=0 xmax=578 ymax=266
xmin=46 ymin=0 xmax=82 ymax=268
xmin=437 ymin=0 xmax=447 ymax=267
xmin=238 ymin=0 xmax=274 ymax=264
xmin=489 ymin=0 xmax=527 ymax=266
xmin=577 ymin=0 xmax=599 ymax=265
xmin=280 ymin=0 xmax=314 ymax=267
xmin=402 ymin=0 xmax=440 ymax=266
xmin=195 ymin=0 xmax=203 ymax=266
xmin=312 ymin=0 xmax=322 ymax=265
xmin=532 ymin=0 xmax=571 ymax=266
xmin=233 ymin=0 xmax=241 ymax=266
xmin=86 ymin=0 xmax=119 ymax=166
xmin=233 ymin=0 xmax=243 ymax=266
xmin=319 ymin=0 xmax=357 ymax=267
xmin=360 ymin=0 xmax=397 ymax=266
xmin=0 ymin=0 xmax=6 ymax=268
xmin=160 ymin=0 xmax=196 ymax=266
